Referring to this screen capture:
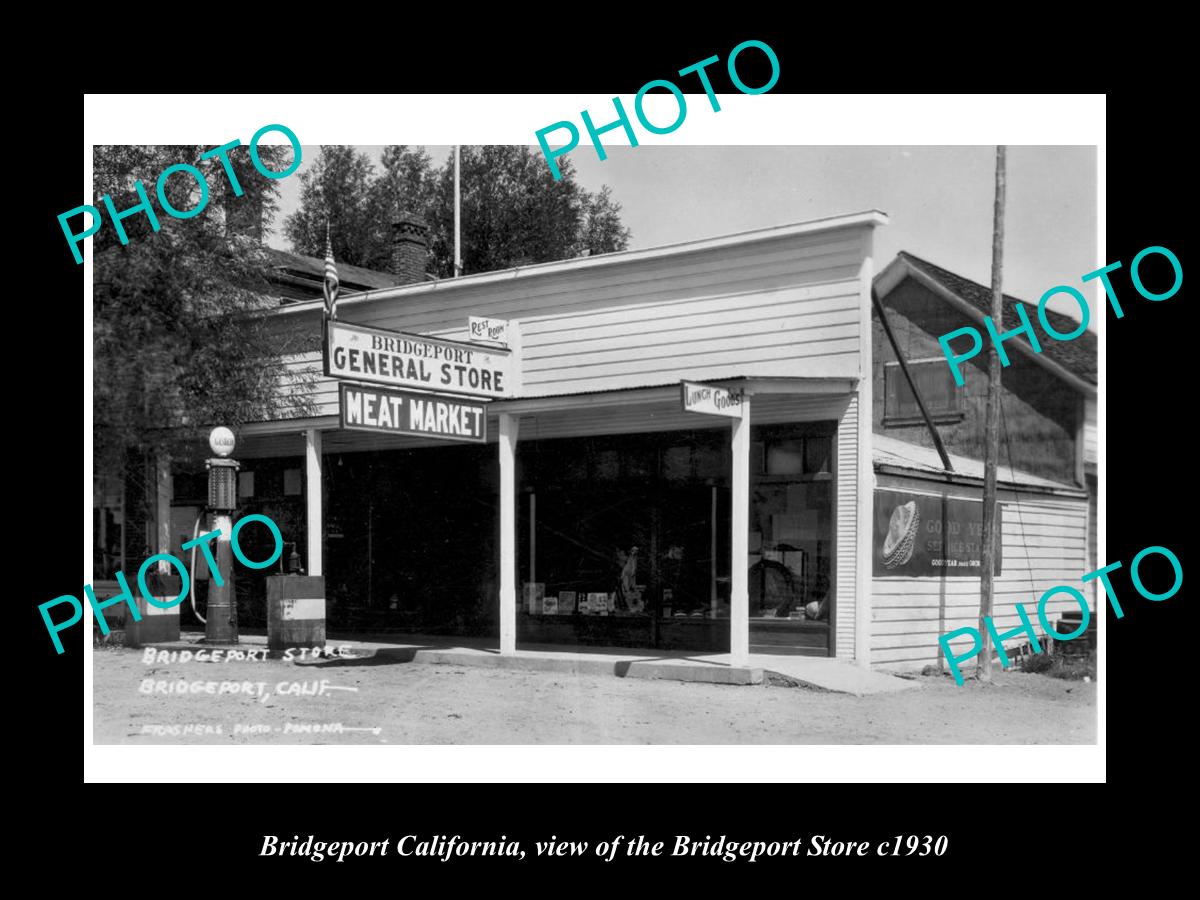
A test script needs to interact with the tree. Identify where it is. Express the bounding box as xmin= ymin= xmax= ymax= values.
xmin=281 ymin=145 xmax=382 ymax=269
xmin=372 ymin=144 xmax=436 ymax=247
xmin=283 ymin=145 xmax=631 ymax=278
xmin=92 ymin=142 xmax=313 ymax=561
xmin=580 ymin=184 xmax=632 ymax=257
